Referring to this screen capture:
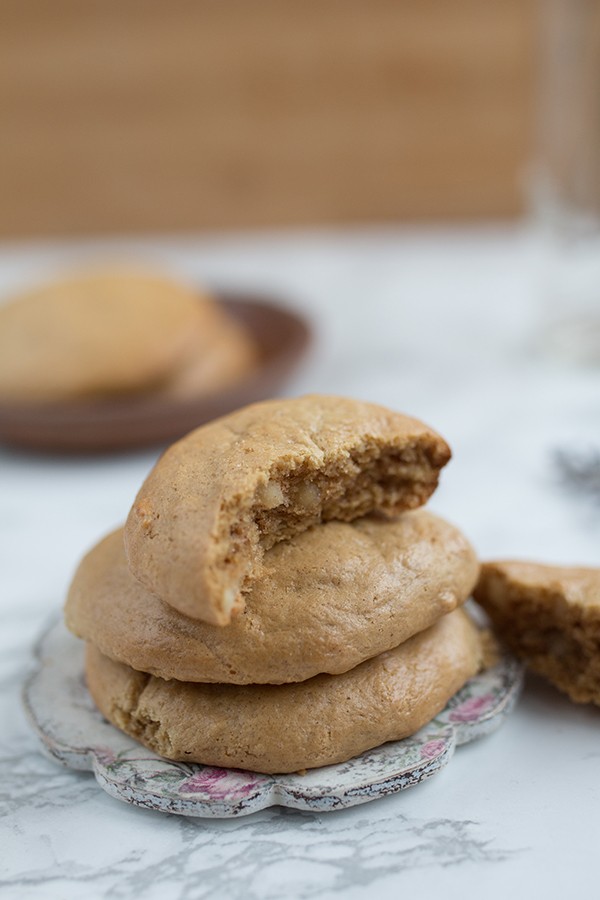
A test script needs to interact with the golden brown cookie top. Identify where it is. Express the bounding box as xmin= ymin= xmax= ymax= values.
xmin=124 ymin=394 xmax=451 ymax=625
xmin=85 ymin=609 xmax=483 ymax=773
xmin=66 ymin=511 xmax=478 ymax=684
xmin=0 ymin=268 xmax=215 ymax=402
